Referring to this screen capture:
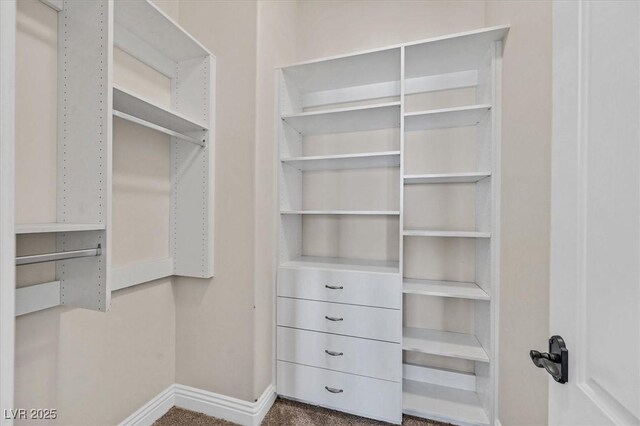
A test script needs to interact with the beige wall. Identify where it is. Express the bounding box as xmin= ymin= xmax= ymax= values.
xmin=485 ymin=2 xmax=552 ymax=425
xmin=14 ymin=1 xmax=178 ymax=424
xmin=174 ymin=0 xmax=258 ymax=401
xmin=13 ymin=1 xmax=551 ymax=425
xmin=291 ymin=1 xmax=552 ymax=425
